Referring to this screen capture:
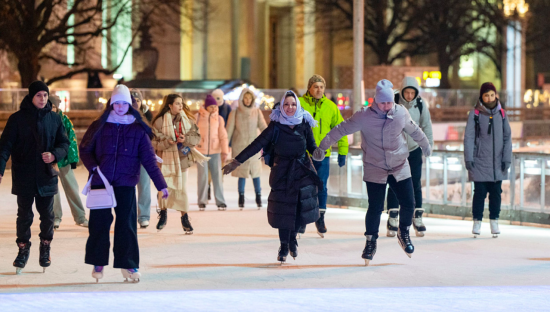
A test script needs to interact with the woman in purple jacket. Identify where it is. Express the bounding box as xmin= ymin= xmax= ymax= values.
xmin=80 ymin=85 xmax=168 ymax=282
